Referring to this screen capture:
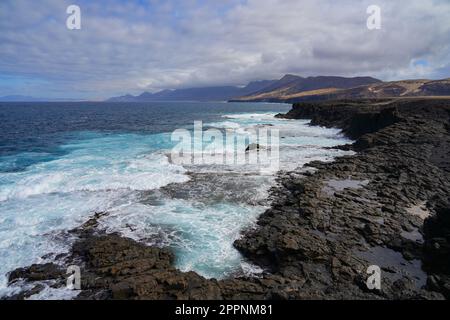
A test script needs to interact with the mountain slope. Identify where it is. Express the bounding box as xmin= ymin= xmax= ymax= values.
xmin=107 ymin=80 xmax=277 ymax=102
xmin=281 ymin=78 xmax=450 ymax=102
xmin=0 ymin=95 xmax=51 ymax=102
xmin=0 ymin=95 xmax=82 ymax=102
xmin=107 ymin=76 xmax=450 ymax=103
xmin=231 ymin=75 xmax=382 ymax=102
